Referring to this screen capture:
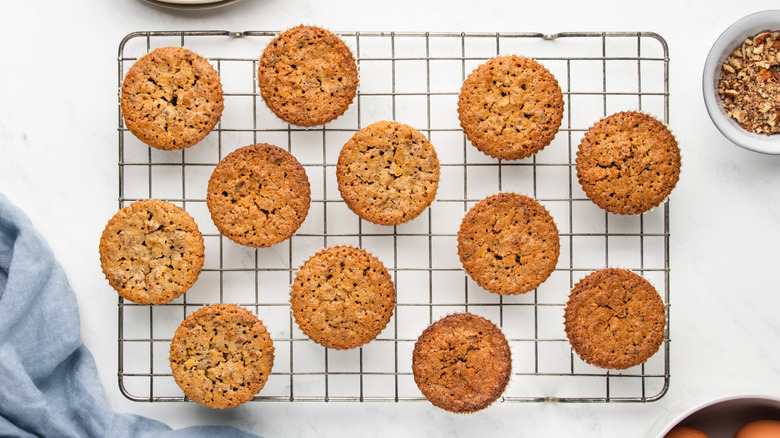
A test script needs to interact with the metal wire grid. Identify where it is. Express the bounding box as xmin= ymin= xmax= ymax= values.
xmin=116 ymin=30 xmax=671 ymax=403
